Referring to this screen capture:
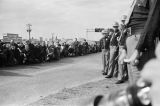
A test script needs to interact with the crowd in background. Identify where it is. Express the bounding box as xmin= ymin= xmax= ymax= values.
xmin=0 ymin=38 xmax=101 ymax=67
